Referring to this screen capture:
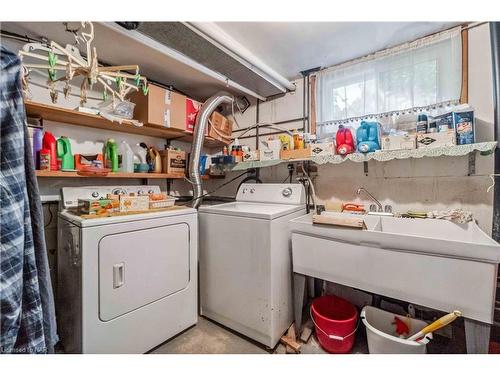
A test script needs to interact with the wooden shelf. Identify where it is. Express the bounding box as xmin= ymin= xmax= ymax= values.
xmin=35 ymin=170 xmax=185 ymax=179
xmin=35 ymin=170 xmax=221 ymax=180
xmin=25 ymin=101 xmax=227 ymax=148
